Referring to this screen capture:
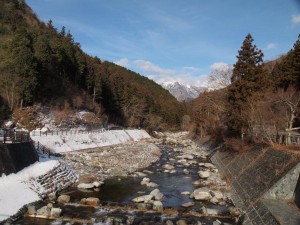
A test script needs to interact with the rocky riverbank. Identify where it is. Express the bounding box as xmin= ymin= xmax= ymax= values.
xmin=17 ymin=131 xmax=241 ymax=224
